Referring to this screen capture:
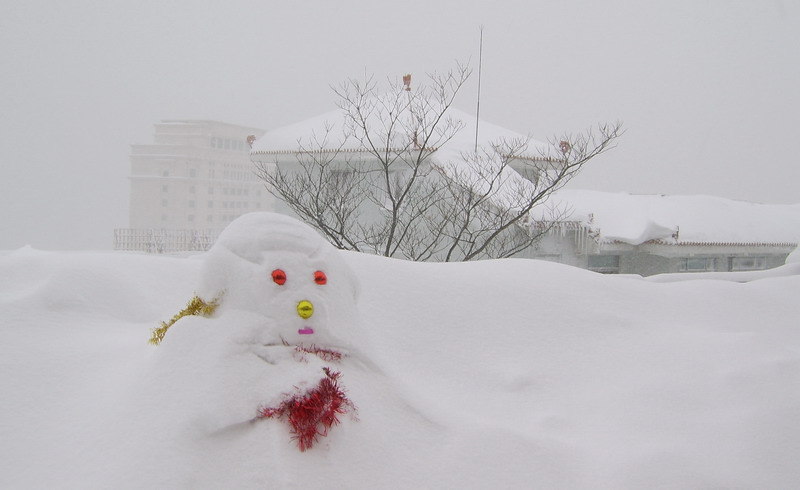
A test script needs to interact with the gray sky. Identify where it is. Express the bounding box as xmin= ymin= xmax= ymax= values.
xmin=1 ymin=0 xmax=798 ymax=250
